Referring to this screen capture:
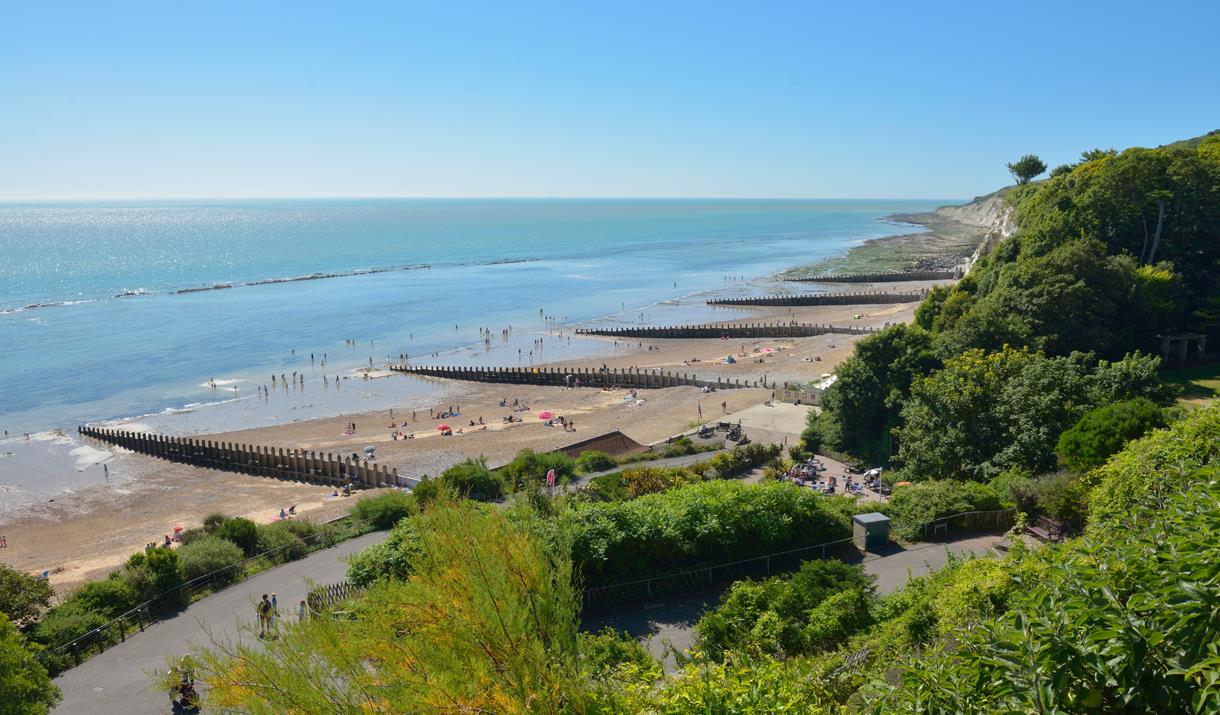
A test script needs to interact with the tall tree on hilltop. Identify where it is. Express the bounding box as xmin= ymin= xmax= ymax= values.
xmin=1006 ymin=154 xmax=1047 ymax=185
